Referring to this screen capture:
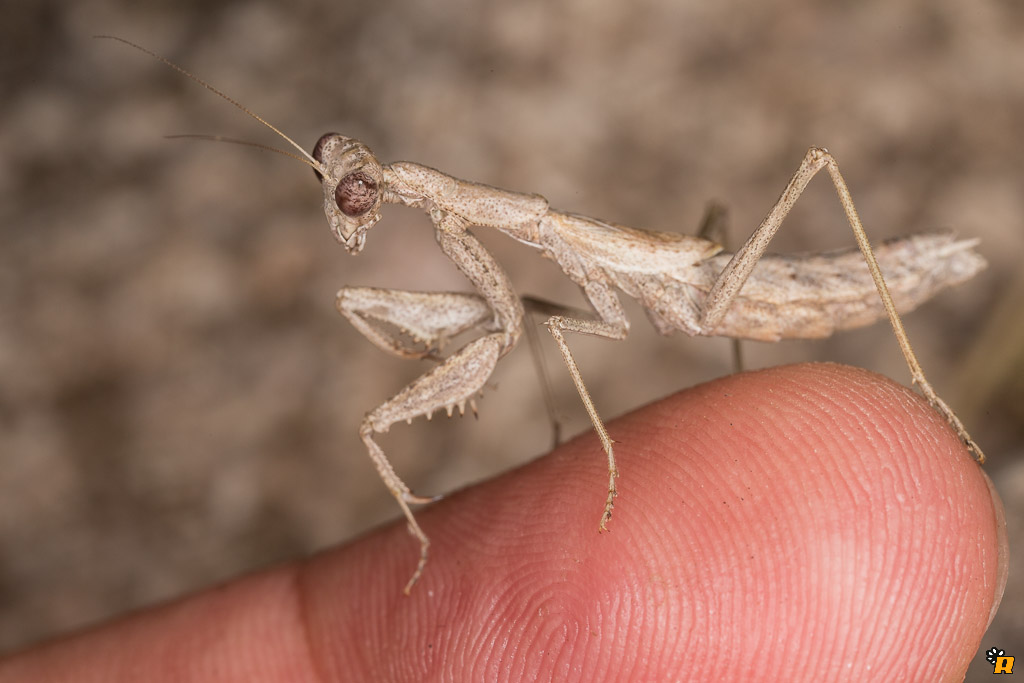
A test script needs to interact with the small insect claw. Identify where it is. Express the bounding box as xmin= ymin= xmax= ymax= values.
xmin=403 ymin=491 xmax=440 ymax=505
